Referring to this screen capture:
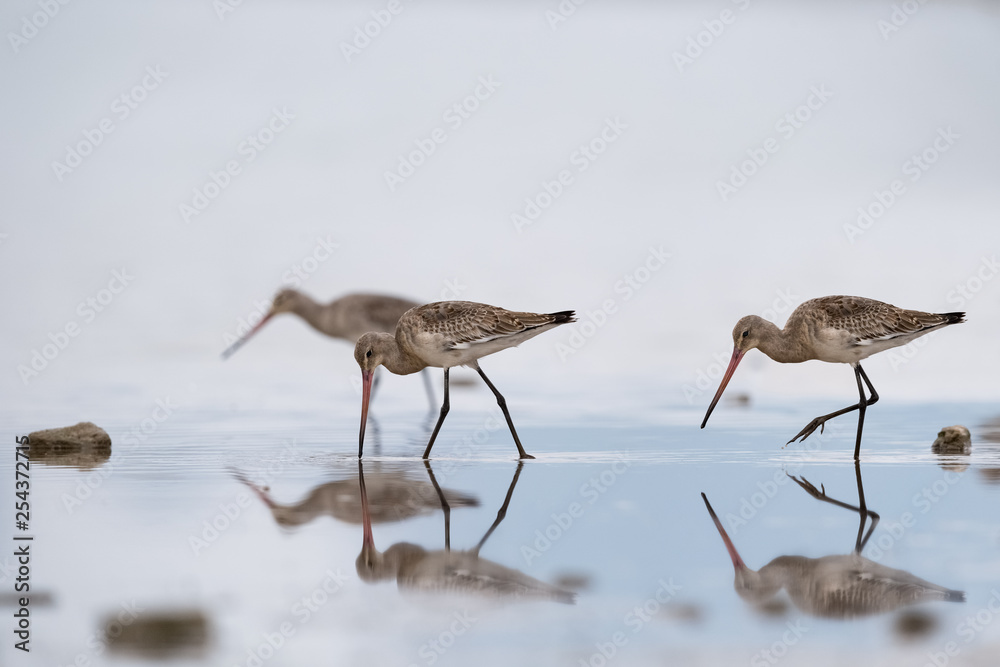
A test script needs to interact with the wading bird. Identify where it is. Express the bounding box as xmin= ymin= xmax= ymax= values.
xmin=700 ymin=295 xmax=965 ymax=458
xmin=701 ymin=465 xmax=964 ymax=618
xmin=356 ymin=460 xmax=575 ymax=603
xmin=232 ymin=466 xmax=479 ymax=529
xmin=355 ymin=301 xmax=574 ymax=459
xmin=221 ymin=289 xmax=435 ymax=401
